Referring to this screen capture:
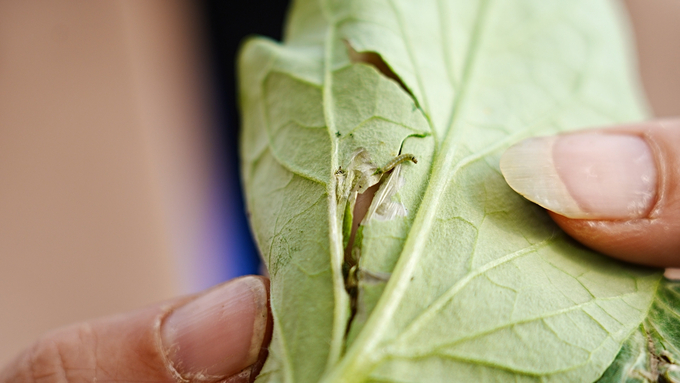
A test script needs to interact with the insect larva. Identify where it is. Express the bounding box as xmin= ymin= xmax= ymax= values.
xmin=376 ymin=153 xmax=417 ymax=174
